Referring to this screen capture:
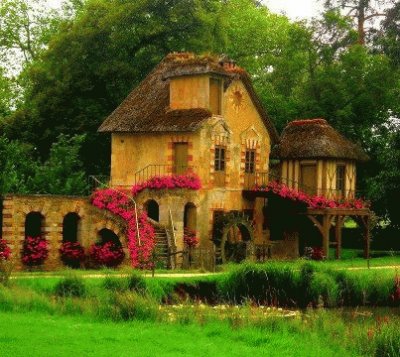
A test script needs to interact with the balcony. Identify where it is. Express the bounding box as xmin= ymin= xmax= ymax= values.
xmin=134 ymin=165 xmax=197 ymax=186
